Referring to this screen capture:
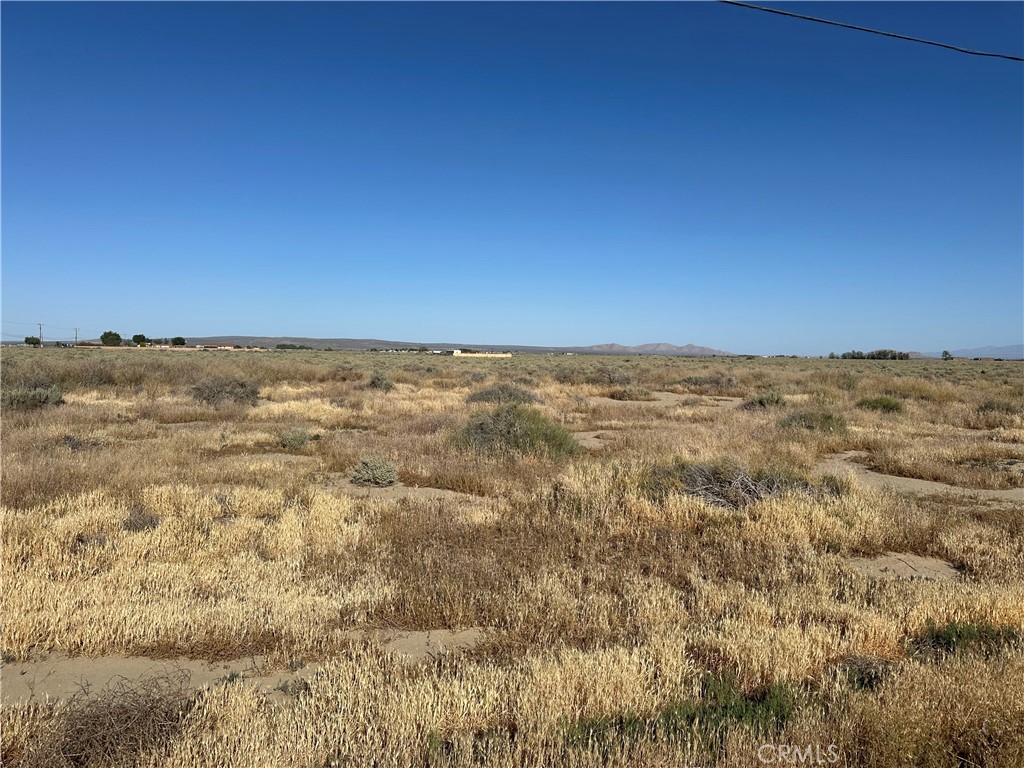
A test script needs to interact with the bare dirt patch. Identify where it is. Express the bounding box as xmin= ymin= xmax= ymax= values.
xmin=846 ymin=552 xmax=961 ymax=582
xmin=571 ymin=431 xmax=615 ymax=450
xmin=318 ymin=474 xmax=484 ymax=503
xmin=586 ymin=392 xmax=744 ymax=409
xmin=815 ymin=451 xmax=1024 ymax=502
xmin=2 ymin=628 xmax=485 ymax=707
